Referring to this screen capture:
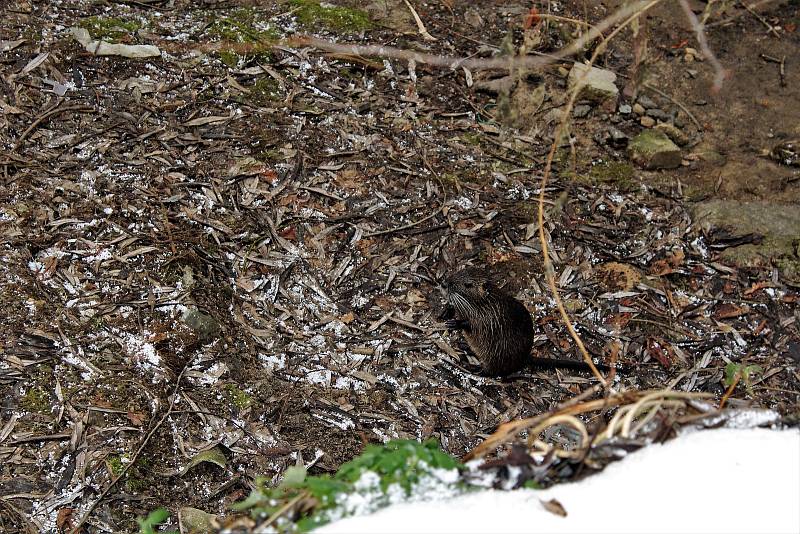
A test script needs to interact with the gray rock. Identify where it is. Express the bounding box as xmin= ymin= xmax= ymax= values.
xmin=606 ymin=126 xmax=629 ymax=148
xmin=182 ymin=308 xmax=222 ymax=342
xmin=646 ymin=108 xmax=671 ymax=121
xmin=618 ymin=103 xmax=632 ymax=114
xmin=691 ymin=200 xmax=800 ymax=281
xmin=637 ymin=94 xmax=658 ymax=109
xmin=567 ymin=64 xmax=619 ymax=104
xmin=628 ymin=130 xmax=681 ymax=169
xmin=573 ymin=104 xmax=592 ymax=118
